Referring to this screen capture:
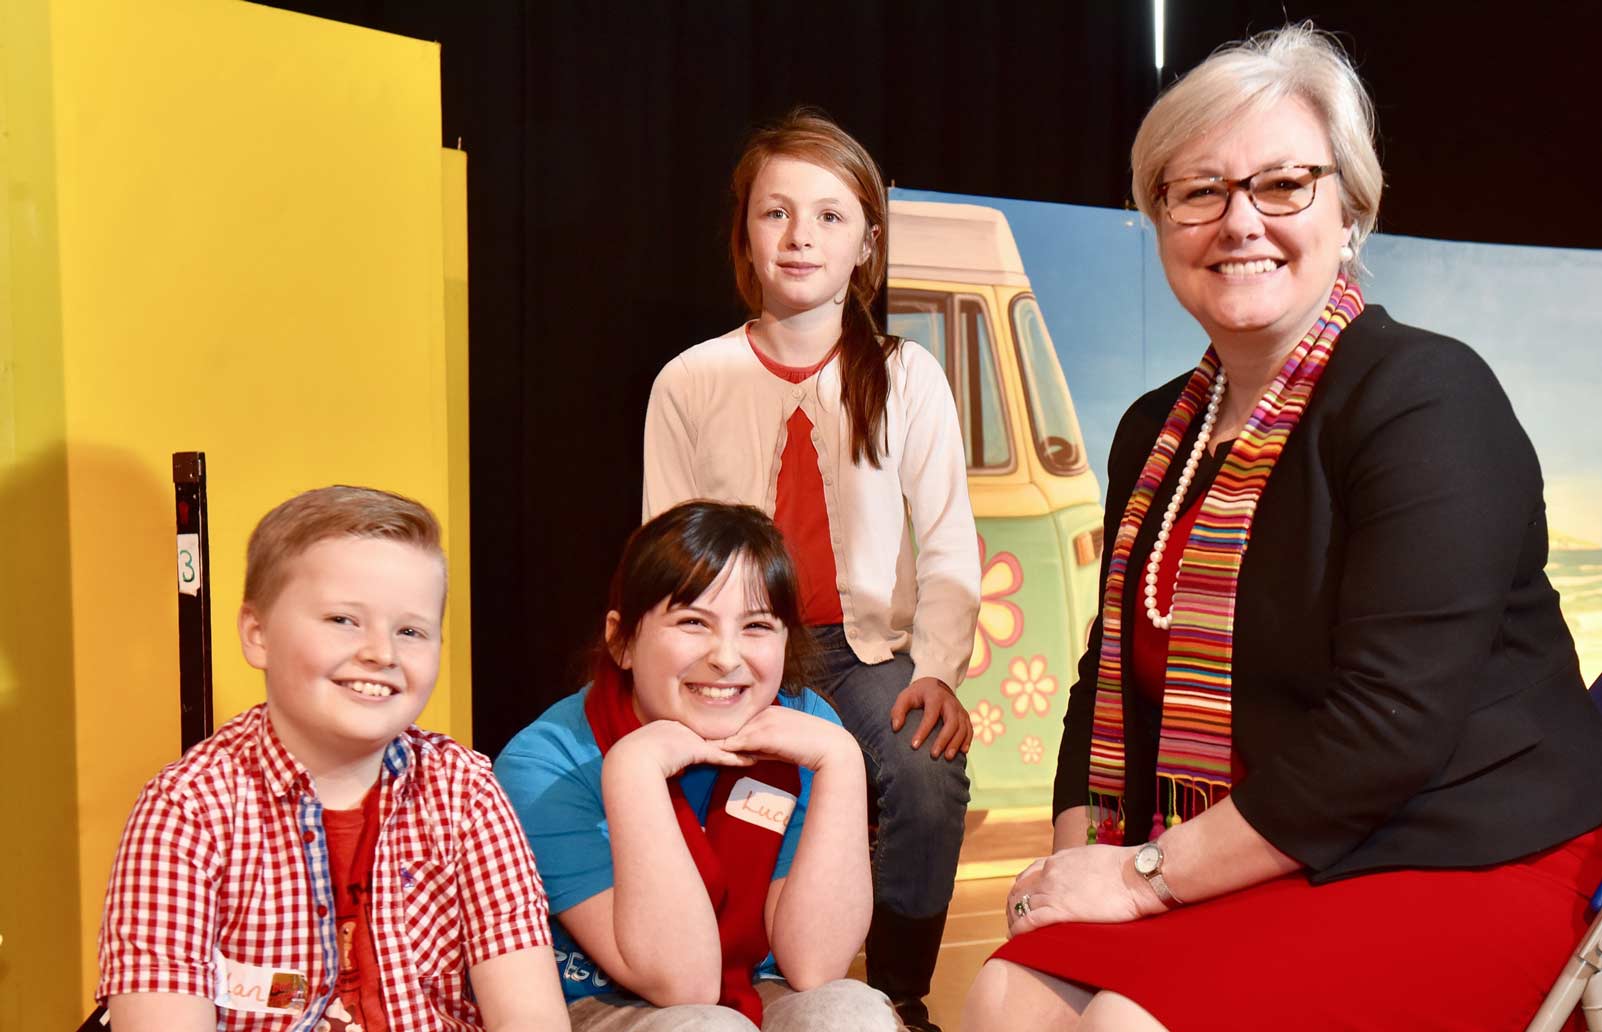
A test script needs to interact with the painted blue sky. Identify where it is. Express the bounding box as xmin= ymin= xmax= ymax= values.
xmin=893 ymin=187 xmax=1602 ymax=547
